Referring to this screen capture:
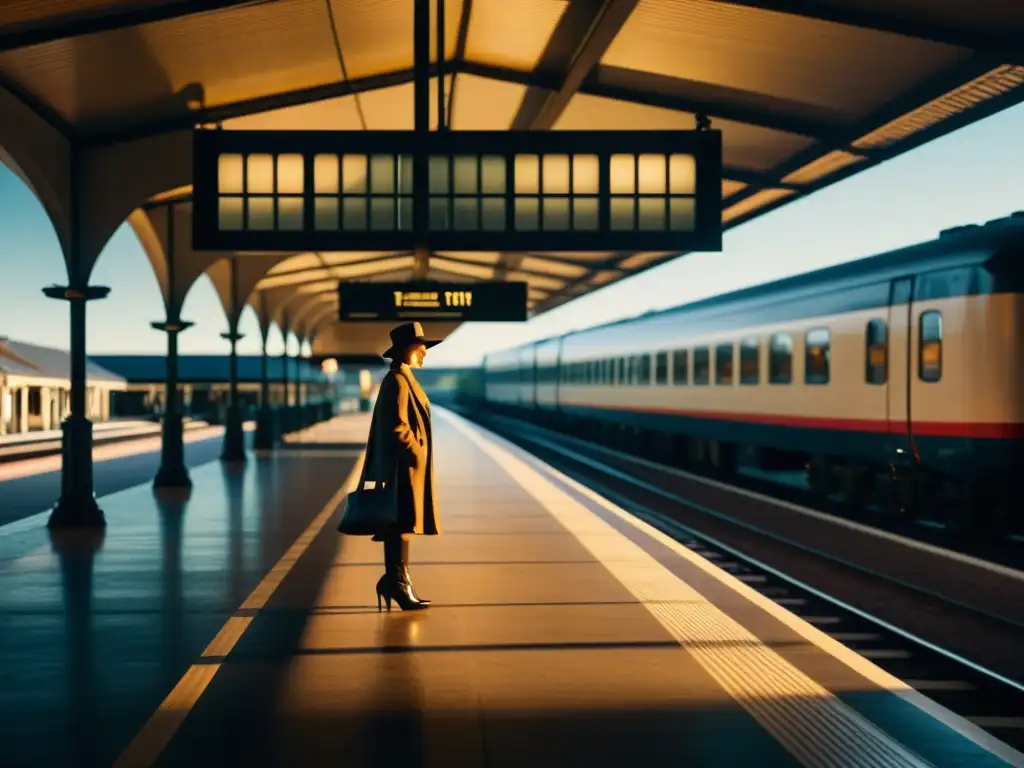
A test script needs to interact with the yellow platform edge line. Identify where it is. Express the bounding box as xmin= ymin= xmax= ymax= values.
xmin=112 ymin=452 xmax=366 ymax=768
